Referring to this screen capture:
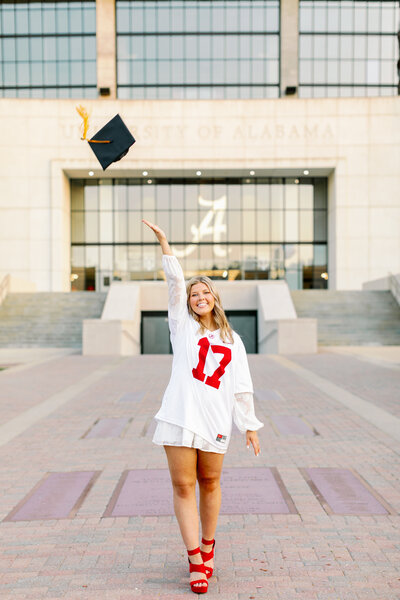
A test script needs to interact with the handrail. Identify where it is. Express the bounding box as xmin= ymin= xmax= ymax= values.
xmin=0 ymin=274 xmax=10 ymax=307
xmin=389 ymin=272 xmax=400 ymax=307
